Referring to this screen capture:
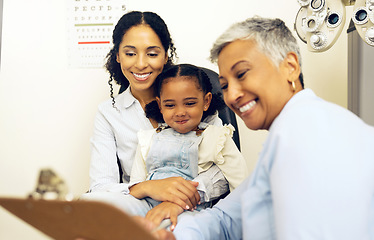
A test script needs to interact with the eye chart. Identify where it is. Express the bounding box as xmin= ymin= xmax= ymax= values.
xmin=67 ymin=0 xmax=127 ymax=68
